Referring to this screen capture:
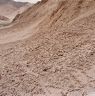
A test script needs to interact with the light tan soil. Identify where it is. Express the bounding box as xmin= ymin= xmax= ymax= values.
xmin=0 ymin=0 xmax=95 ymax=96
